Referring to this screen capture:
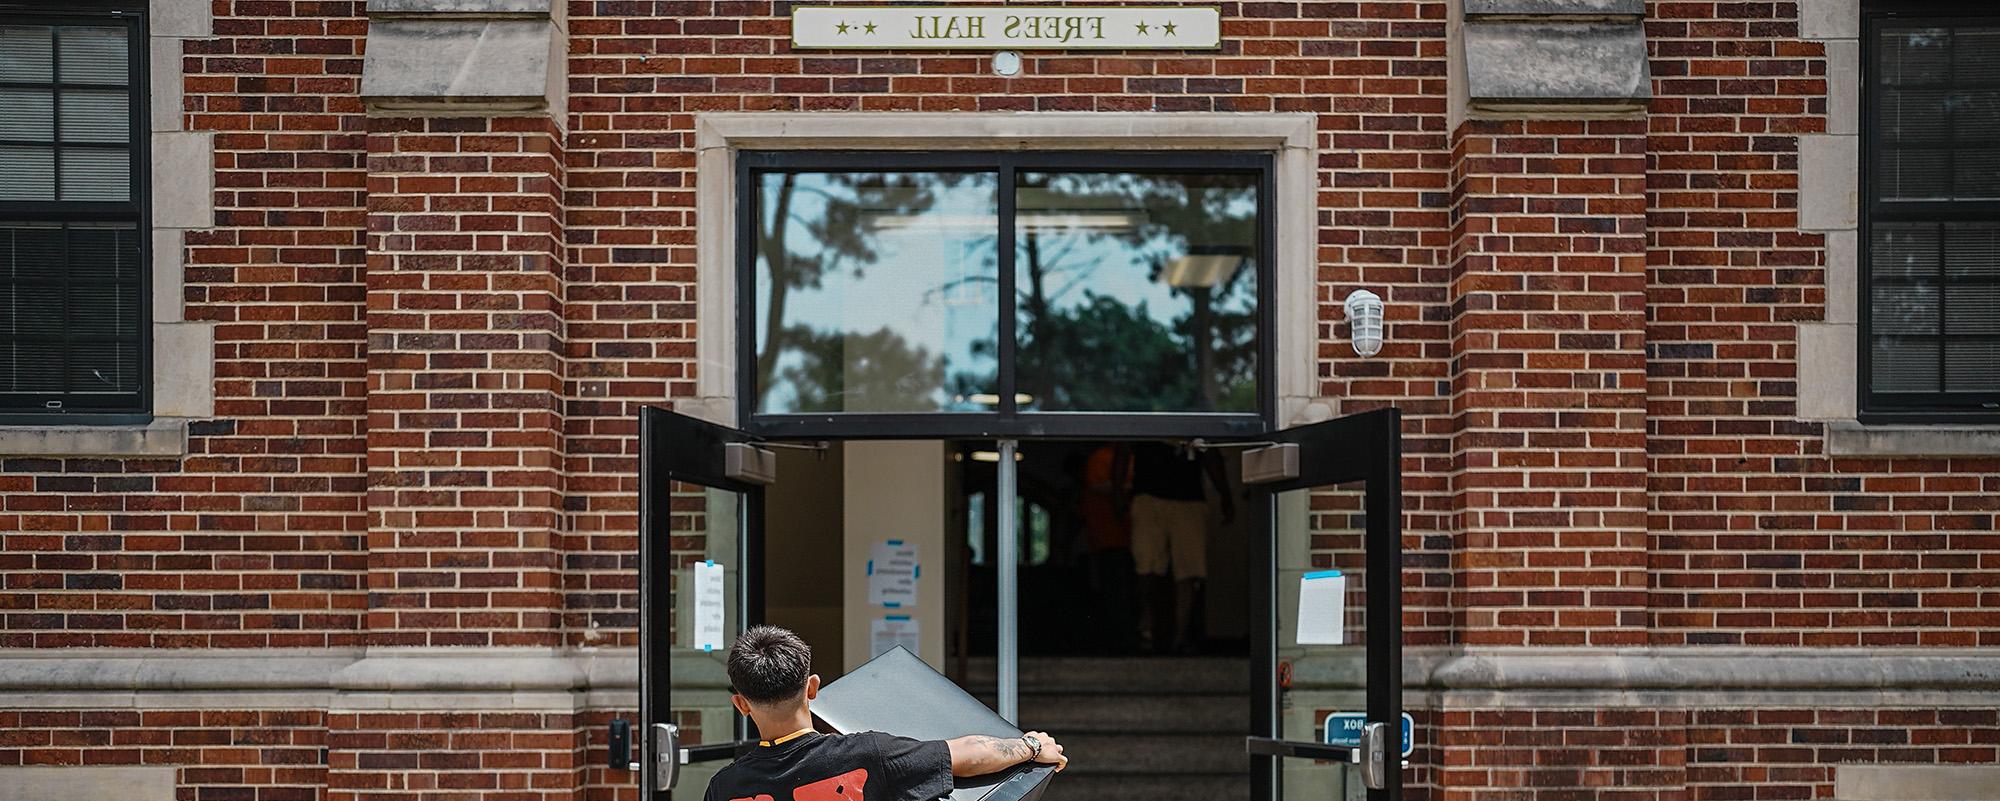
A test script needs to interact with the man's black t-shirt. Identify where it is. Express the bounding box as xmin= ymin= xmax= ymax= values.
xmin=703 ymin=731 xmax=954 ymax=801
